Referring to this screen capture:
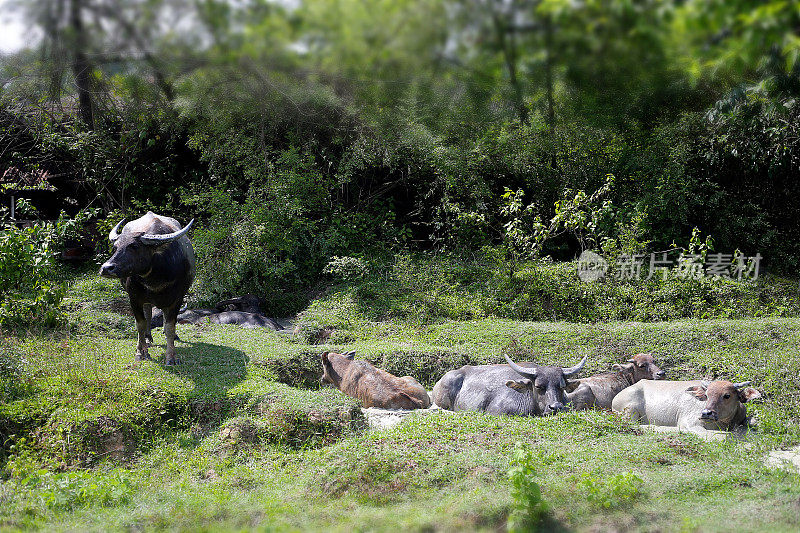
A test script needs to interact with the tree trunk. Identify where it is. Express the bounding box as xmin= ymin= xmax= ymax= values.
xmin=492 ymin=13 xmax=529 ymax=125
xmin=69 ymin=0 xmax=94 ymax=127
xmin=544 ymin=15 xmax=555 ymax=135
